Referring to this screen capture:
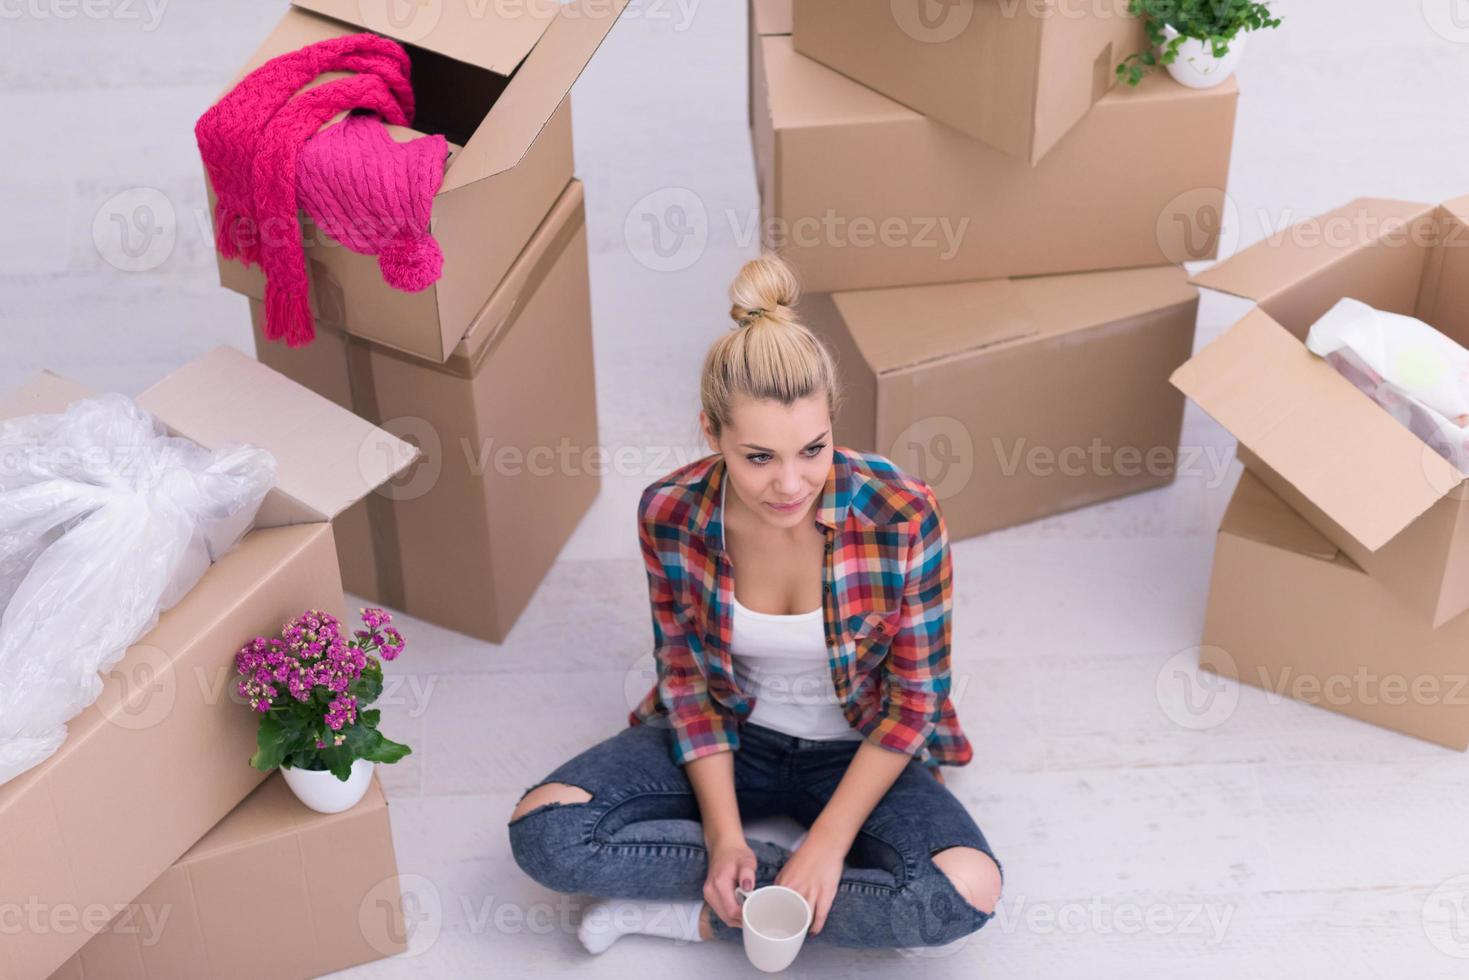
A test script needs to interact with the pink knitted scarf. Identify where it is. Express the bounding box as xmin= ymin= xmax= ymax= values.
xmin=196 ymin=34 xmax=419 ymax=347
